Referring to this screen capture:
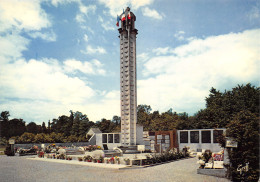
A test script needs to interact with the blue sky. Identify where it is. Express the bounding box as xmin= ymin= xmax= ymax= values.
xmin=0 ymin=0 xmax=259 ymax=124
